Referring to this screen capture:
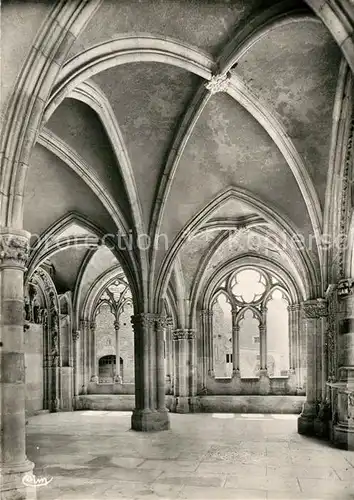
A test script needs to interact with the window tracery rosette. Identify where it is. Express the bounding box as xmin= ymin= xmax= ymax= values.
xmin=211 ymin=268 xmax=290 ymax=313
